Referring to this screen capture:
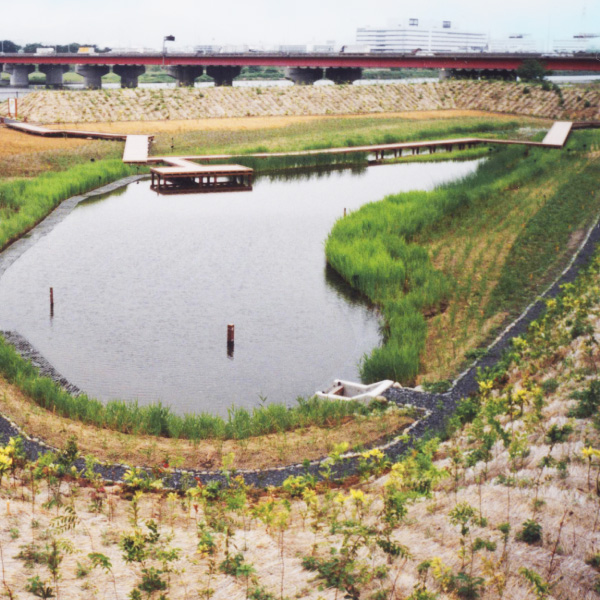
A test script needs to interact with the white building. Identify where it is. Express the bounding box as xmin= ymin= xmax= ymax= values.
xmin=277 ymin=45 xmax=308 ymax=54
xmin=488 ymin=34 xmax=540 ymax=53
xmin=552 ymin=34 xmax=600 ymax=54
xmin=356 ymin=18 xmax=488 ymax=53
